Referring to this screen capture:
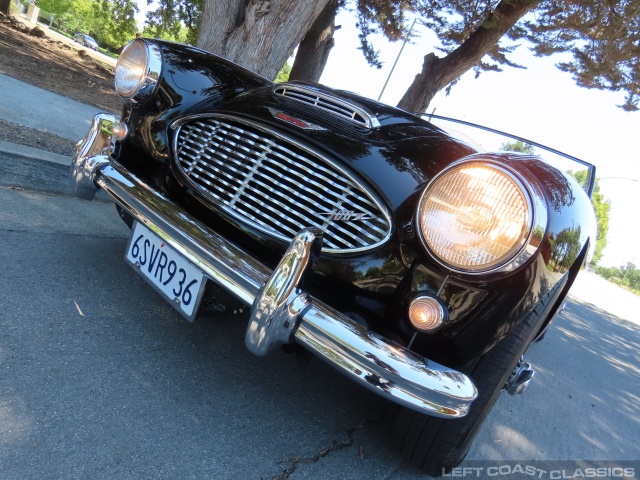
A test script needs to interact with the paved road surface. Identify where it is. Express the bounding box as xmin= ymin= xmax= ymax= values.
xmin=0 ymin=167 xmax=638 ymax=479
xmin=0 ymin=74 xmax=104 ymax=141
